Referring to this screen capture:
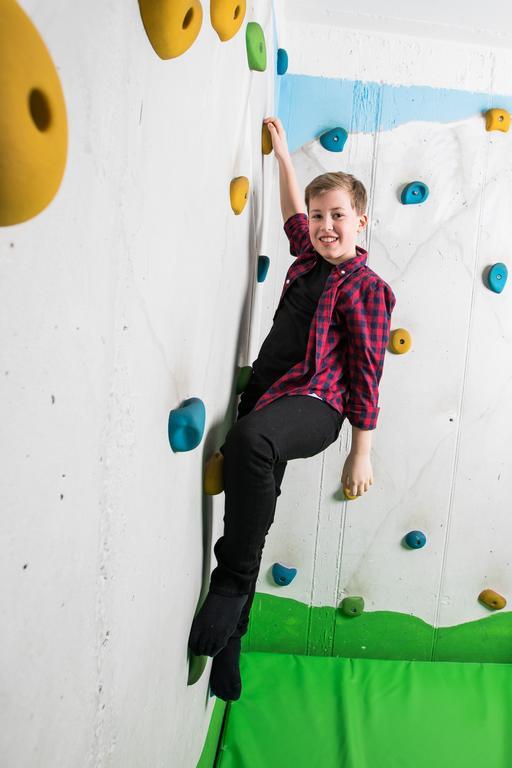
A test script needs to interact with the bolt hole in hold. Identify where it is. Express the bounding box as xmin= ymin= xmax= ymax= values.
xmin=234 ymin=5 xmax=240 ymax=18
xmin=29 ymin=88 xmax=51 ymax=131
xmin=182 ymin=7 xmax=194 ymax=29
